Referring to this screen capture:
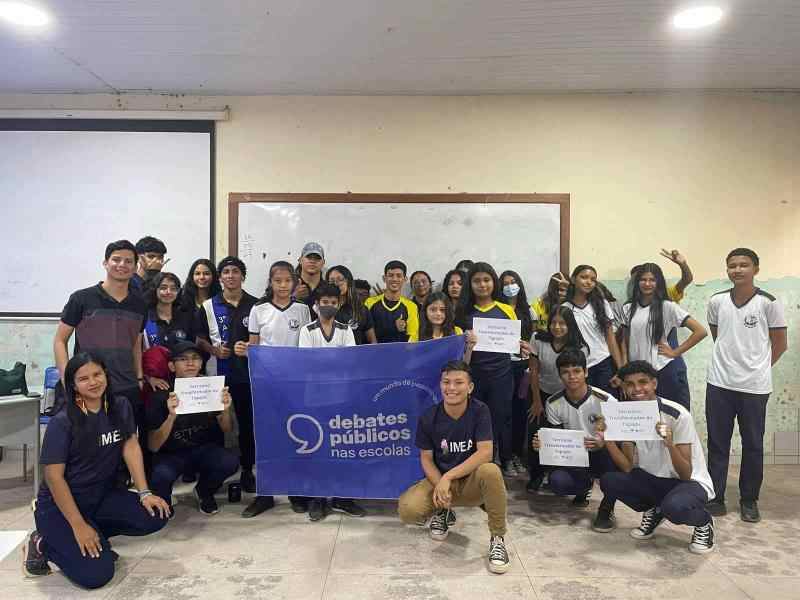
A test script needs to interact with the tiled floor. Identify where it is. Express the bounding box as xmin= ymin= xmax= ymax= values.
xmin=1 ymin=449 xmax=798 ymax=599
